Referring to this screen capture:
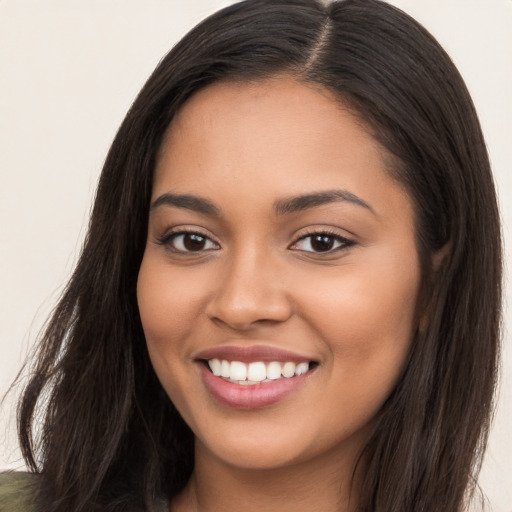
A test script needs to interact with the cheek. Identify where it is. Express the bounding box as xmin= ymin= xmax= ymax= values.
xmin=137 ymin=257 xmax=201 ymax=412
xmin=307 ymin=266 xmax=419 ymax=435
xmin=137 ymin=256 xmax=206 ymax=349
xmin=332 ymin=277 xmax=418 ymax=352
xmin=298 ymin=251 xmax=421 ymax=389
xmin=316 ymin=246 xmax=419 ymax=337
